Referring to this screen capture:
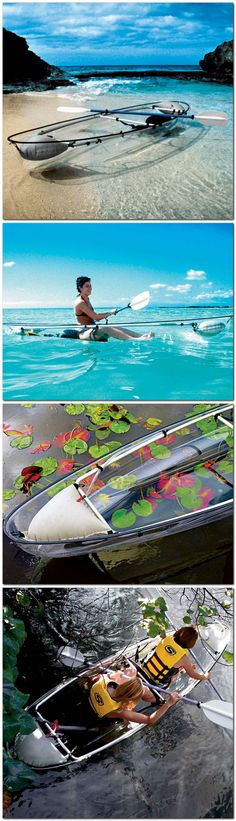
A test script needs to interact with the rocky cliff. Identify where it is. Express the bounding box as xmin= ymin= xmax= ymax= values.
xmin=200 ymin=40 xmax=233 ymax=82
xmin=3 ymin=28 xmax=74 ymax=90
